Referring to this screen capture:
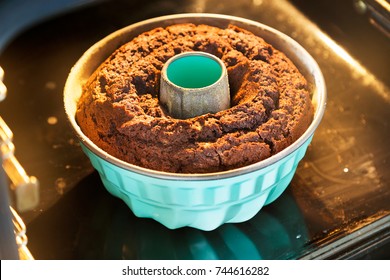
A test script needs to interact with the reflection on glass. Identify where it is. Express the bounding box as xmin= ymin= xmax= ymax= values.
xmin=27 ymin=173 xmax=309 ymax=260
xmin=75 ymin=181 xmax=309 ymax=260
